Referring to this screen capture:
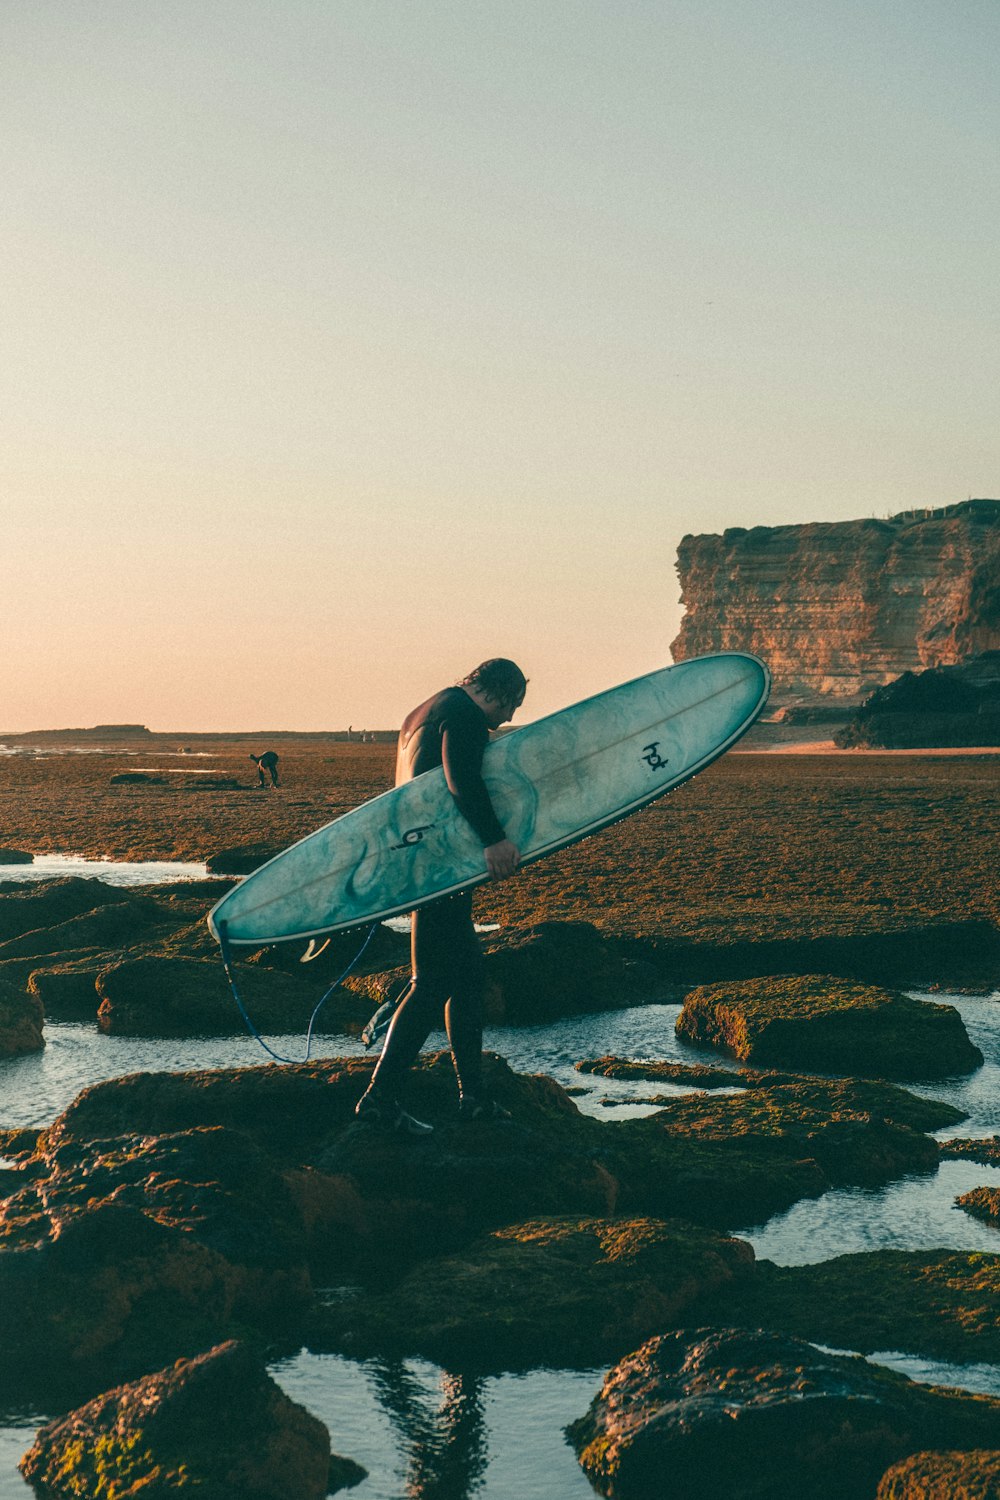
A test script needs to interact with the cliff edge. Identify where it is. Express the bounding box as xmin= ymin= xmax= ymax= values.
xmin=671 ymin=499 xmax=1000 ymax=702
